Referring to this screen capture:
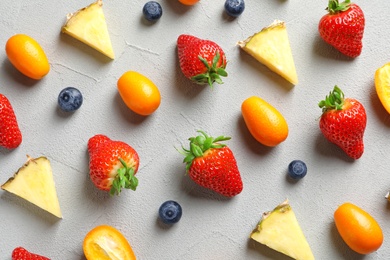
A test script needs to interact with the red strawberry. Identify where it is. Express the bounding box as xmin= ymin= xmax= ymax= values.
xmin=177 ymin=34 xmax=227 ymax=87
xmin=318 ymin=0 xmax=365 ymax=58
xmin=12 ymin=247 xmax=50 ymax=260
xmin=318 ymin=86 xmax=366 ymax=159
xmin=0 ymin=93 xmax=22 ymax=149
xmin=180 ymin=131 xmax=243 ymax=197
xmin=88 ymin=134 xmax=139 ymax=195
